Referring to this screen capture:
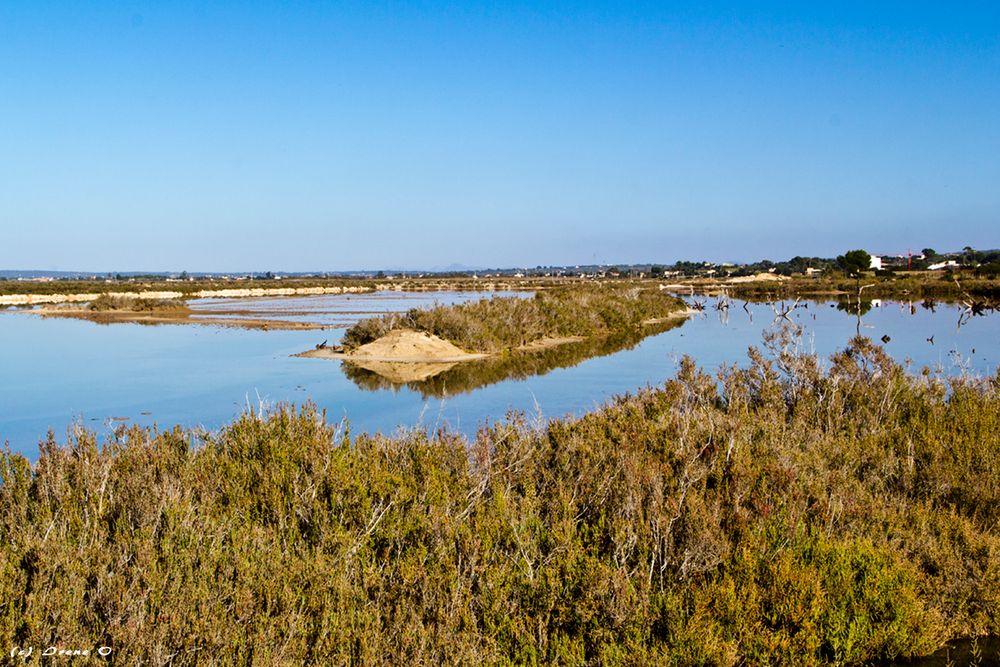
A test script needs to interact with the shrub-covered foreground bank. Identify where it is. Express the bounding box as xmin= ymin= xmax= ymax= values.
xmin=2 ymin=336 xmax=999 ymax=665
